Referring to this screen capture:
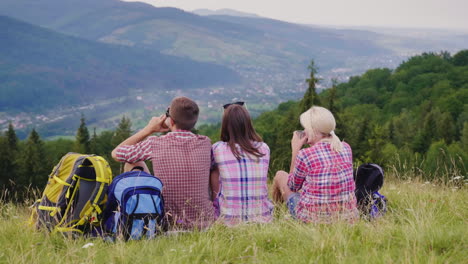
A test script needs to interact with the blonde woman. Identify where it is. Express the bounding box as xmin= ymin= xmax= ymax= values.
xmin=272 ymin=106 xmax=358 ymax=223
